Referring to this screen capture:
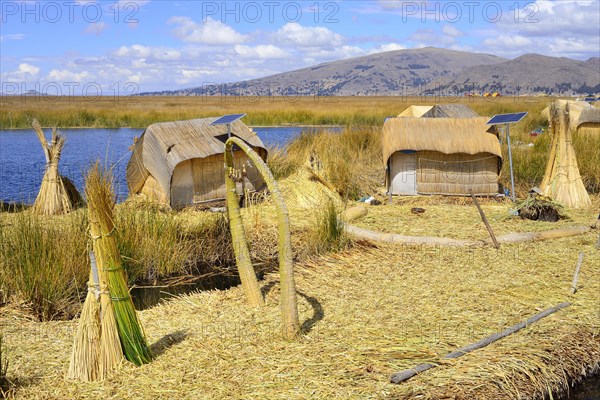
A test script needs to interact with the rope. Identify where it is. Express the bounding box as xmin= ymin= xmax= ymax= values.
xmin=88 ymin=225 xmax=116 ymax=240
xmin=110 ymin=294 xmax=131 ymax=302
